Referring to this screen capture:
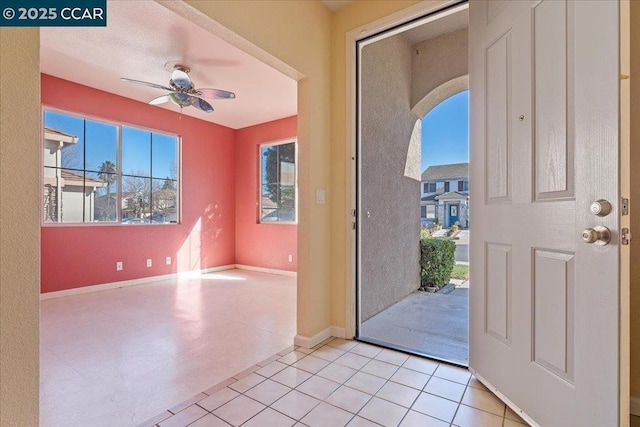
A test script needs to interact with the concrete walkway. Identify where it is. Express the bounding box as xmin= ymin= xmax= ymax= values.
xmin=360 ymin=287 xmax=469 ymax=365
